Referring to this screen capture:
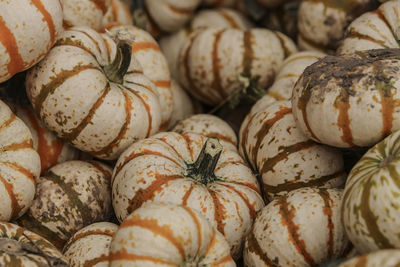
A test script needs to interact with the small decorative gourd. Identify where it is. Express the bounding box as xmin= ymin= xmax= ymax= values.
xmin=178 ymin=28 xmax=297 ymax=105
xmin=0 ymin=0 xmax=63 ymax=82
xmin=172 ymin=114 xmax=238 ymax=151
xmin=342 ymin=130 xmax=400 ymax=253
xmin=244 ymin=187 xmax=349 ymax=267
xmin=337 ymin=0 xmax=400 ymax=55
xmin=0 ymin=222 xmax=68 ymax=266
xmin=239 ymin=101 xmax=346 ymax=199
xmin=338 ymin=250 xmax=400 ymax=267
xmin=17 ymin=160 xmax=113 ymax=250
xmin=112 ymin=132 xmax=264 ymax=259
xmin=109 ymin=203 xmax=235 ymax=267
xmin=292 ymin=49 xmax=400 ymax=148
xmin=63 ymin=222 xmax=118 ymax=267
xmin=25 ymin=26 xmax=163 ymax=160
xmin=0 ymin=100 xmax=41 ymax=221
